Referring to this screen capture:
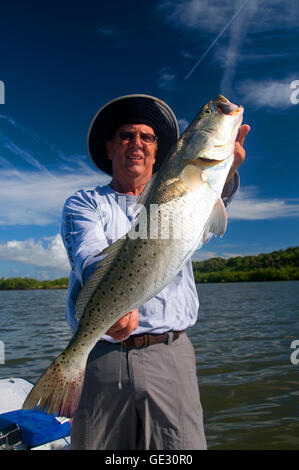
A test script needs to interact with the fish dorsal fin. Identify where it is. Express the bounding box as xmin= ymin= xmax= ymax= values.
xmin=202 ymin=198 xmax=227 ymax=243
xmin=75 ymin=236 xmax=125 ymax=319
